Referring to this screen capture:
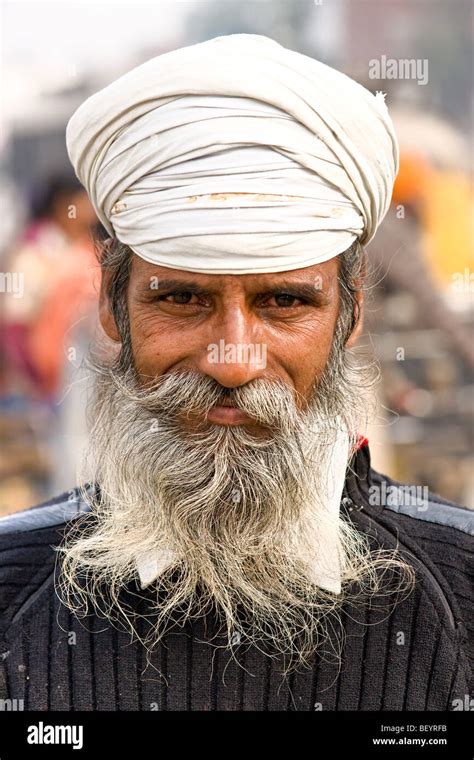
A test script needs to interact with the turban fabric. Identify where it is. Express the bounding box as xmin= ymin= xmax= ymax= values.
xmin=66 ymin=33 xmax=399 ymax=274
